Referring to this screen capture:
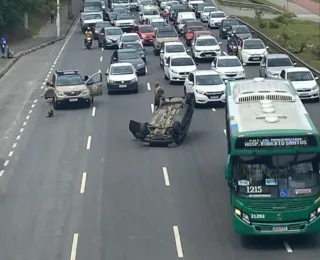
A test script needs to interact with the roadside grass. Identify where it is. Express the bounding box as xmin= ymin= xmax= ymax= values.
xmin=239 ymin=16 xmax=320 ymax=70
xmin=218 ymin=0 xmax=285 ymax=11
